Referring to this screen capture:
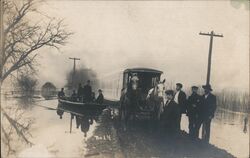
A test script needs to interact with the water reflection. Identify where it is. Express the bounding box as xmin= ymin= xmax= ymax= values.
xmin=76 ymin=115 xmax=92 ymax=137
xmin=243 ymin=117 xmax=248 ymax=133
xmin=56 ymin=108 xmax=64 ymax=119
xmin=215 ymin=108 xmax=249 ymax=133
xmin=56 ymin=103 xmax=103 ymax=137
xmin=211 ymin=108 xmax=249 ymax=157
xmin=1 ymin=97 xmax=34 ymax=158
xmin=2 ymin=96 xmax=249 ymax=158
